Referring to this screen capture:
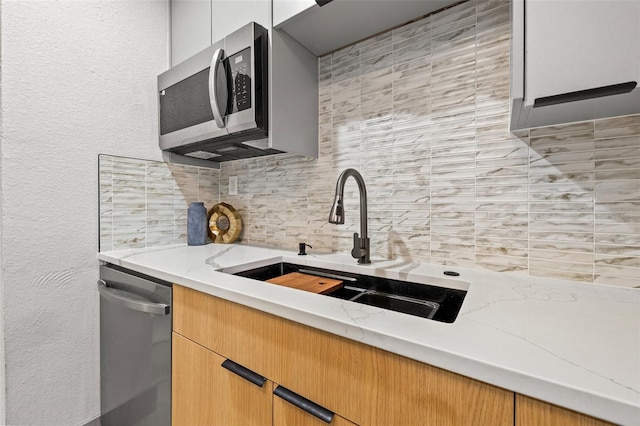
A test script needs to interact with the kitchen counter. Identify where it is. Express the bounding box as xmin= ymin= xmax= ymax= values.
xmin=98 ymin=243 xmax=640 ymax=425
